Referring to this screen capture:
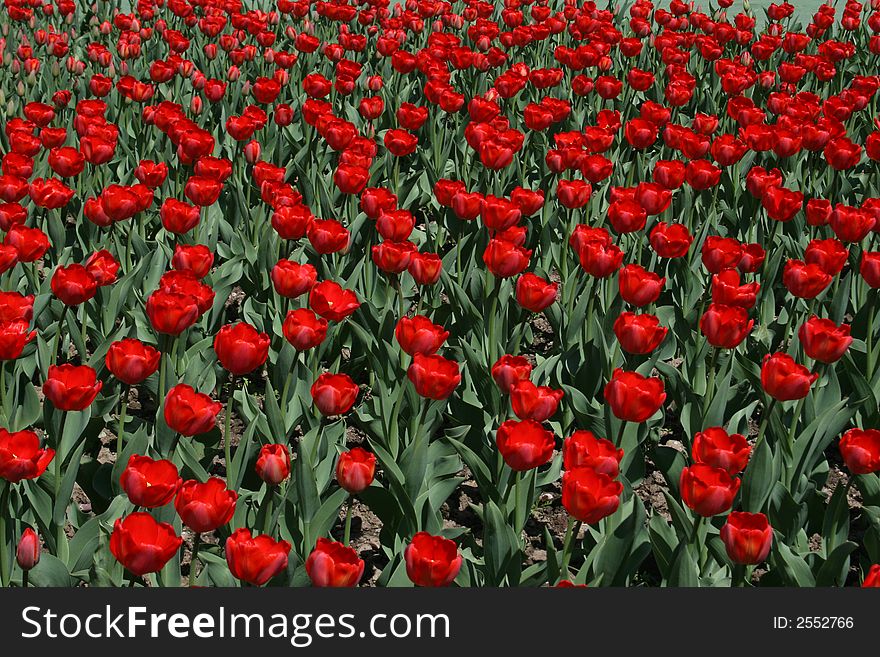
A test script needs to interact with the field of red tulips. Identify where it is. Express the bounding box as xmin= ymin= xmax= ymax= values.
xmin=1 ymin=0 xmax=880 ymax=589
